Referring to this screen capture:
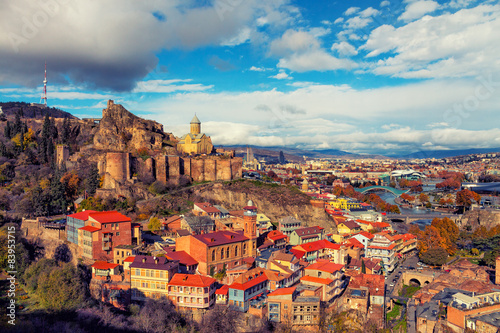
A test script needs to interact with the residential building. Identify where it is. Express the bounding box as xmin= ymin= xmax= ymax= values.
xmin=289 ymin=226 xmax=324 ymax=246
xmin=114 ymin=244 xmax=139 ymax=265
xmin=215 ymin=284 xmax=229 ymax=304
xmin=193 ymin=202 xmax=223 ymax=219
xmin=168 ymin=273 xmax=217 ymax=309
xmin=447 ymin=291 xmax=500 ymax=331
xmin=130 ymin=255 xmax=179 ymax=301
xmin=165 ymin=251 xmax=198 ymax=274
xmin=256 ymin=214 xmax=272 ymax=236
xmin=290 ymin=239 xmax=345 ymax=264
xmin=91 ymin=261 xmax=121 ymax=282
xmin=266 ymin=230 xmax=287 ymax=250
xmin=181 ymin=215 xmax=215 ymax=235
xmin=301 ymin=261 xmax=345 ymax=304
xmin=228 ymin=268 xmax=269 ymax=312
xmin=365 ymin=233 xmax=397 ymax=274
xmin=66 ymin=210 xmax=96 ymax=244
xmin=267 ymin=286 xmax=321 ymax=328
xmin=278 ymin=216 xmax=302 ymax=238
xmin=78 ymin=211 xmax=132 ymax=261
